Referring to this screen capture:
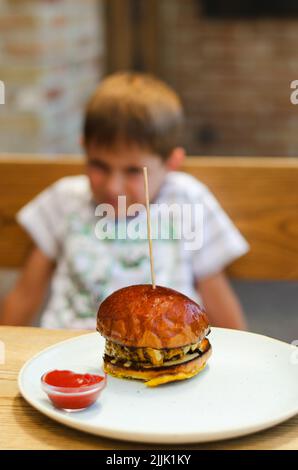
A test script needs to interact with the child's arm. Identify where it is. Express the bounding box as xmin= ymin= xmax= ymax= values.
xmin=0 ymin=246 xmax=56 ymax=326
xmin=197 ymin=271 xmax=247 ymax=330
